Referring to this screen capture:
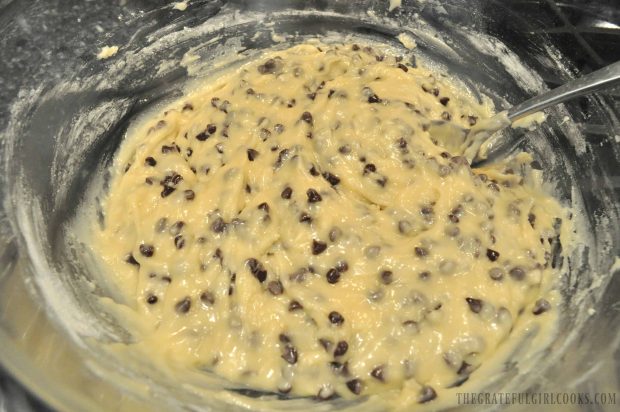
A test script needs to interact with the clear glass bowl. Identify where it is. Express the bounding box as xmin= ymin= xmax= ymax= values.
xmin=1 ymin=1 xmax=619 ymax=411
